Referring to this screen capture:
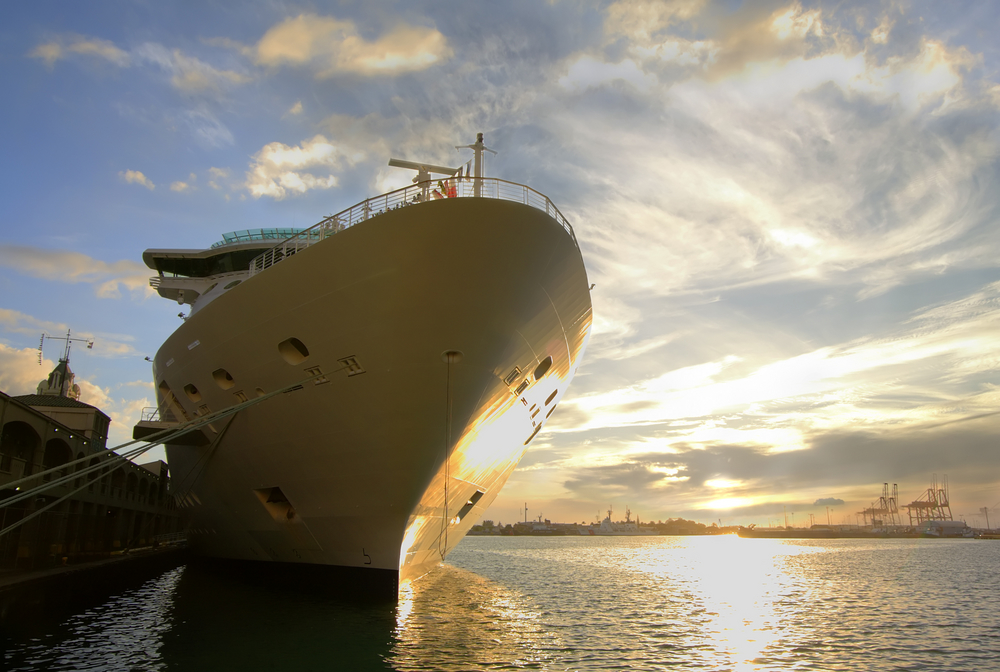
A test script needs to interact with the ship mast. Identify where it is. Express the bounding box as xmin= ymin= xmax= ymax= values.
xmin=456 ymin=132 xmax=497 ymax=198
